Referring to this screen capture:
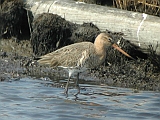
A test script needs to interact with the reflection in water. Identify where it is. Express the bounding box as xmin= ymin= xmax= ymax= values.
xmin=0 ymin=77 xmax=160 ymax=120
